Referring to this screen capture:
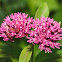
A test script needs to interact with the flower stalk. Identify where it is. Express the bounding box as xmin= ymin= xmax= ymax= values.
xmin=30 ymin=44 xmax=34 ymax=62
